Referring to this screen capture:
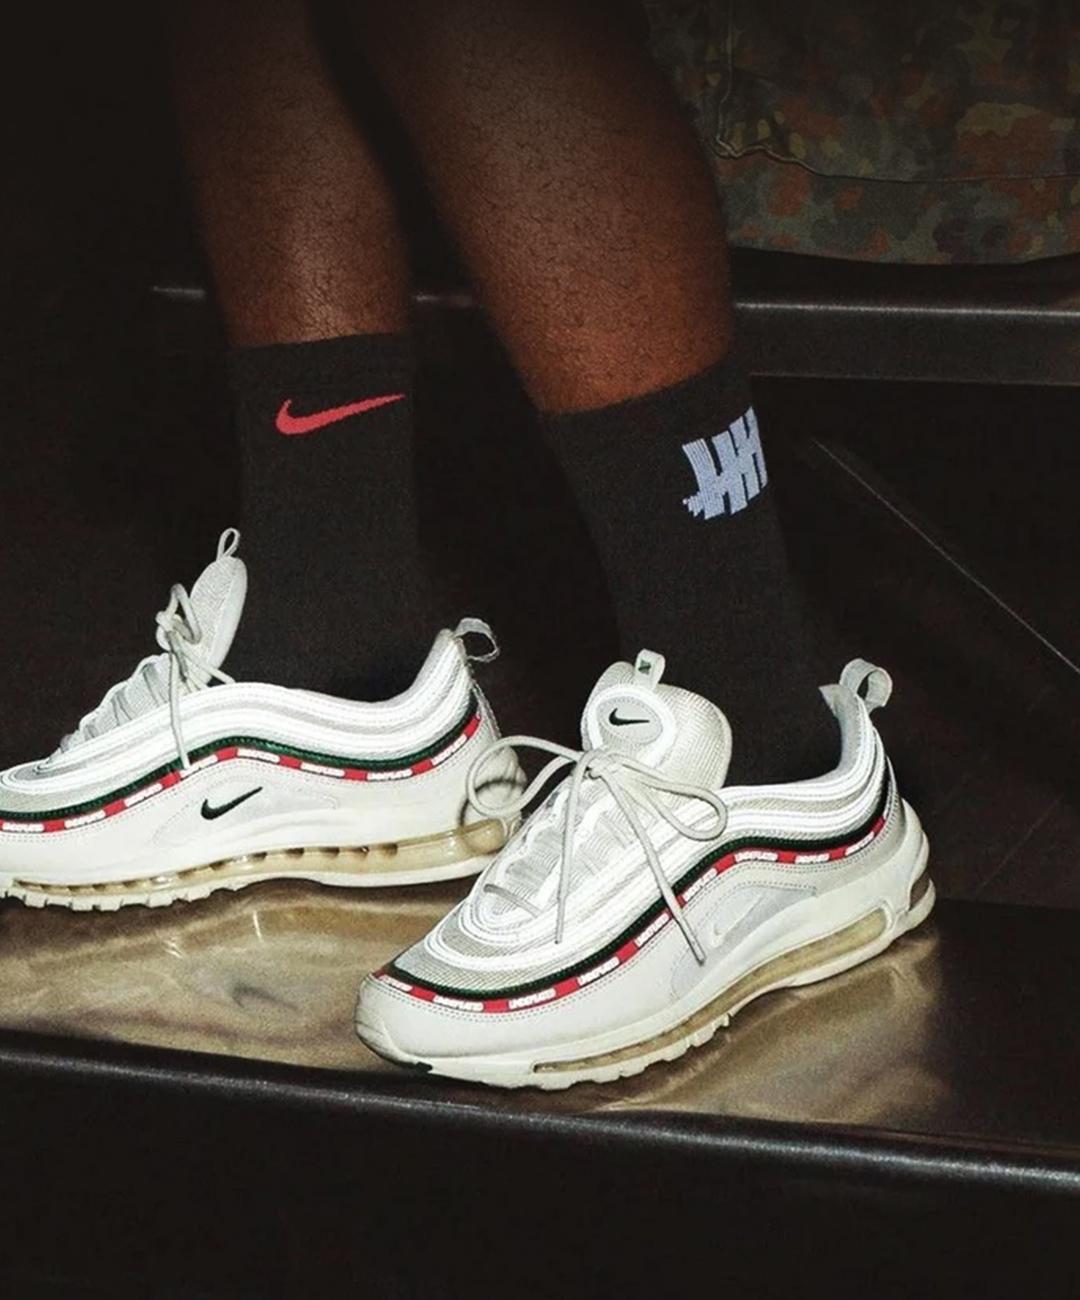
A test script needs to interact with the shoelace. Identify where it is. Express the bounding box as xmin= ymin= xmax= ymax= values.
xmin=61 ymin=583 xmax=234 ymax=770
xmin=468 ymin=736 xmax=730 ymax=964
